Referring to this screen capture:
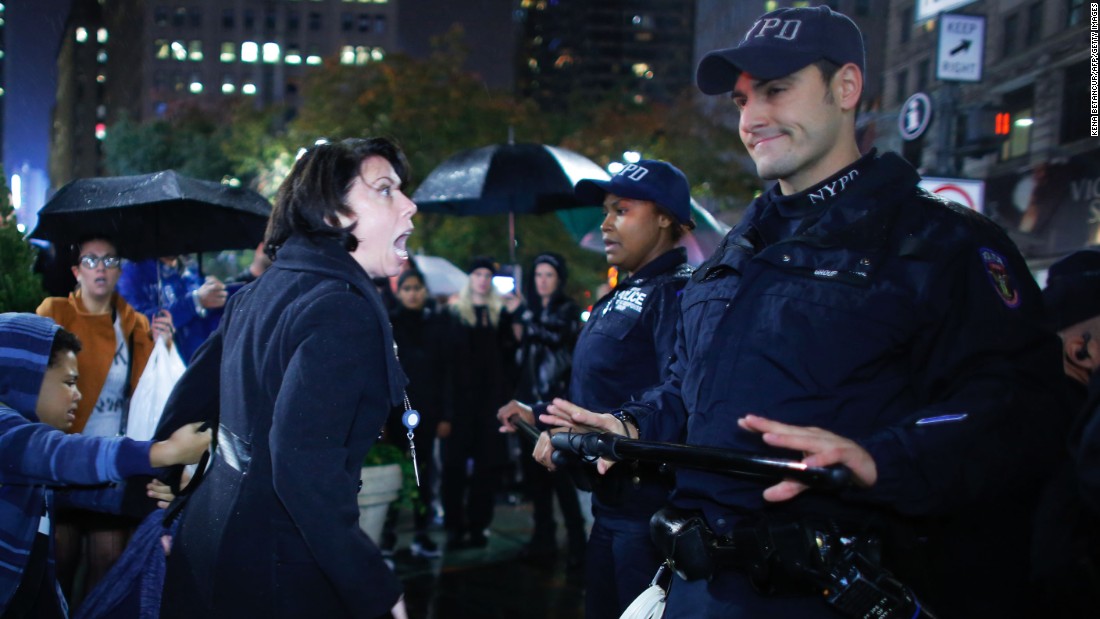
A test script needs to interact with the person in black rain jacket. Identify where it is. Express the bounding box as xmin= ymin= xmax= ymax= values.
xmin=511 ymin=252 xmax=587 ymax=567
